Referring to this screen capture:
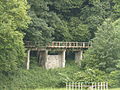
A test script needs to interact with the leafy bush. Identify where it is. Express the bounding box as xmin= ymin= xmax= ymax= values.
xmin=59 ymin=68 xmax=108 ymax=83
xmin=82 ymin=19 xmax=120 ymax=73
xmin=108 ymin=70 xmax=120 ymax=88
xmin=72 ymin=69 xmax=108 ymax=82
xmin=0 ymin=57 xmax=117 ymax=89
xmin=1 ymin=58 xmax=81 ymax=89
